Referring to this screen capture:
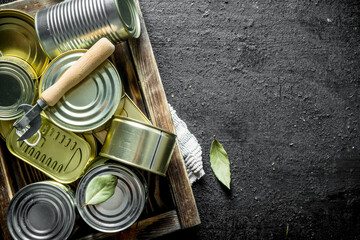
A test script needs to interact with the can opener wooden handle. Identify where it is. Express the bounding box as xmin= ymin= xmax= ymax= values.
xmin=13 ymin=38 xmax=115 ymax=142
